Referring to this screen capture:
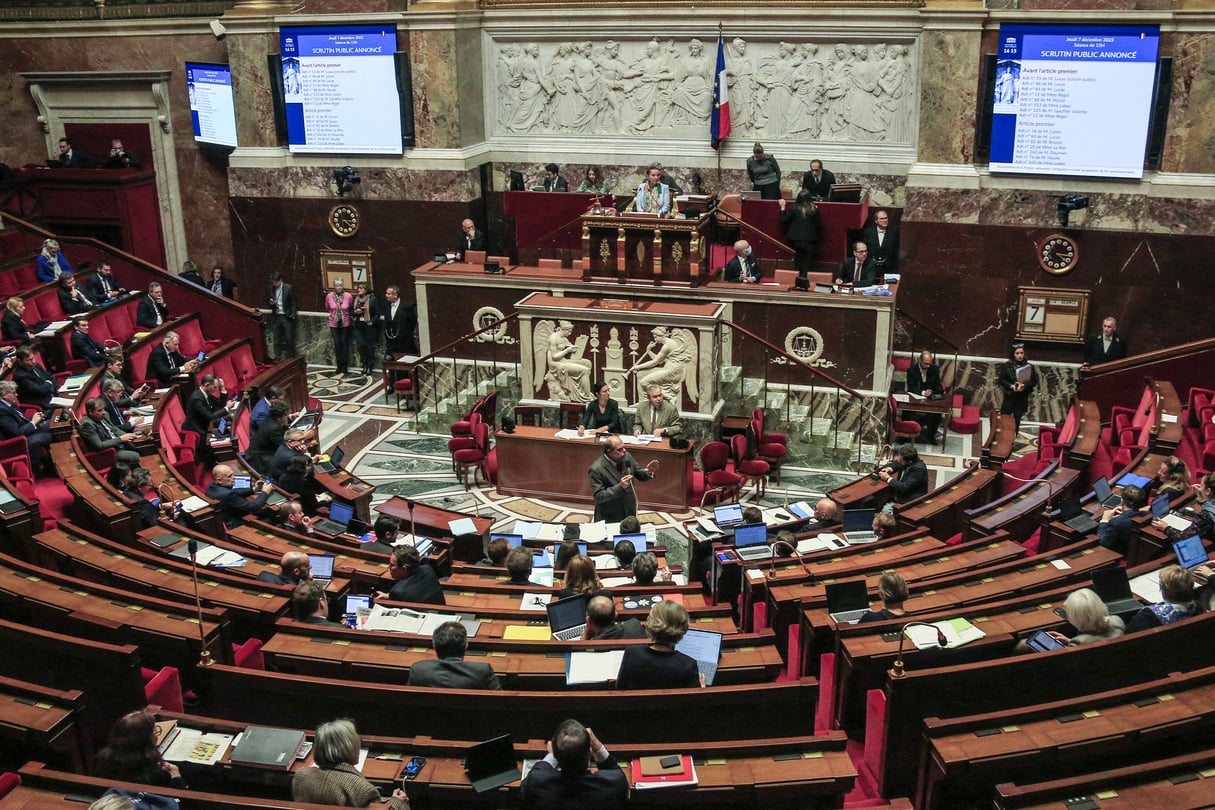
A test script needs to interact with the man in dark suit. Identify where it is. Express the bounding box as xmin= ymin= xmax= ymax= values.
xmin=1083 ymin=316 xmax=1128 ymax=367
xmin=583 ymin=594 xmax=645 ymax=640
xmin=0 ymin=380 xmax=52 ymax=469
xmin=723 ymin=239 xmax=762 ymax=283
xmin=11 ymin=348 xmax=55 ymax=411
xmin=542 ymin=163 xmax=568 ymax=192
xmin=102 ymin=138 xmax=143 ymax=169
xmin=256 ymin=550 xmax=313 ymax=586
xmin=407 ymin=621 xmax=501 ymax=689
xmin=862 ymin=209 xmax=899 ymax=276
xmin=457 ymin=218 xmax=486 ymax=257
xmin=267 ymin=272 xmax=298 ymax=359
xmin=78 ymin=395 xmax=140 ymax=467
xmin=57 ymin=274 xmax=95 ymax=315
xmin=377 ymin=545 xmax=446 ymax=606
xmin=267 ymin=427 xmax=323 ymax=512
xmin=206 ymin=463 xmax=273 ymax=530
xmin=1098 ymin=485 xmax=1147 ymax=554
xmin=54 ymin=137 xmax=95 ymax=169
xmin=360 ymin=514 xmax=402 ymax=554
xmin=381 ymin=285 xmax=418 ymax=355
xmin=183 ymin=374 xmax=231 ymax=437
xmin=100 ymin=379 xmax=146 ymax=433
xmin=521 ymin=720 xmax=627 ymax=810
xmin=878 ymin=443 xmax=929 ymax=504
xmin=135 ymin=282 xmax=168 ymax=329
xmin=835 ymin=241 xmax=879 ymax=287
xmin=800 ymin=159 xmax=836 ymax=199
xmin=905 ymin=349 xmax=945 ymax=438
xmin=291 ymin=580 xmax=343 ymax=626
xmin=589 ymin=435 xmax=657 ymax=522
xmin=144 ymin=331 xmax=199 ymax=388
xmin=86 ymin=261 xmax=125 ymax=303
xmin=70 ymin=319 xmax=108 ymax=367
